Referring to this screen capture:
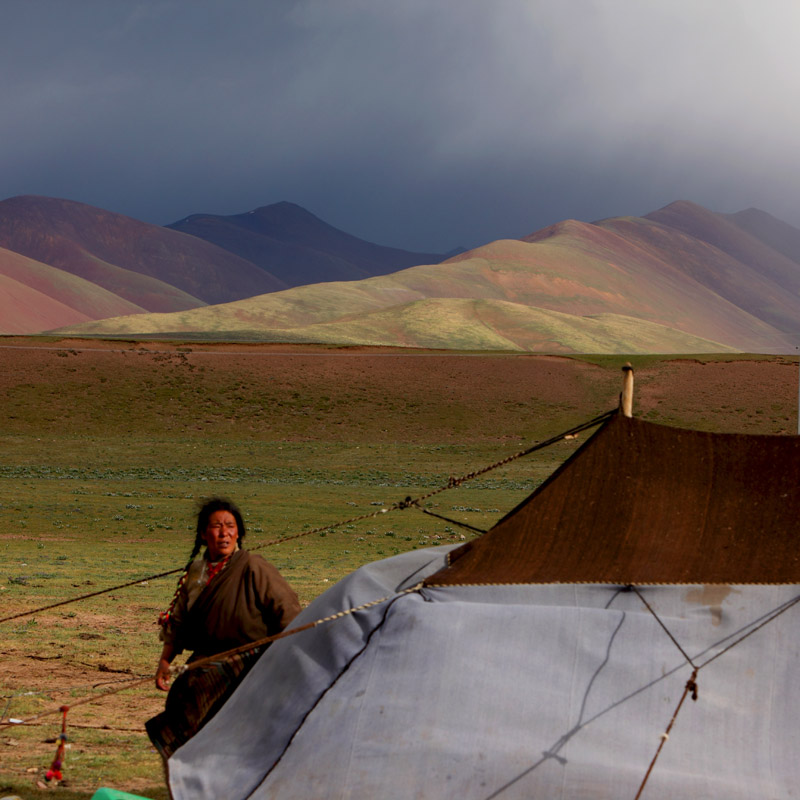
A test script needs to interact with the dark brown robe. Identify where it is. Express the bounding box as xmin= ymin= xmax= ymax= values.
xmin=147 ymin=550 xmax=301 ymax=758
xmin=179 ymin=549 xmax=300 ymax=657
